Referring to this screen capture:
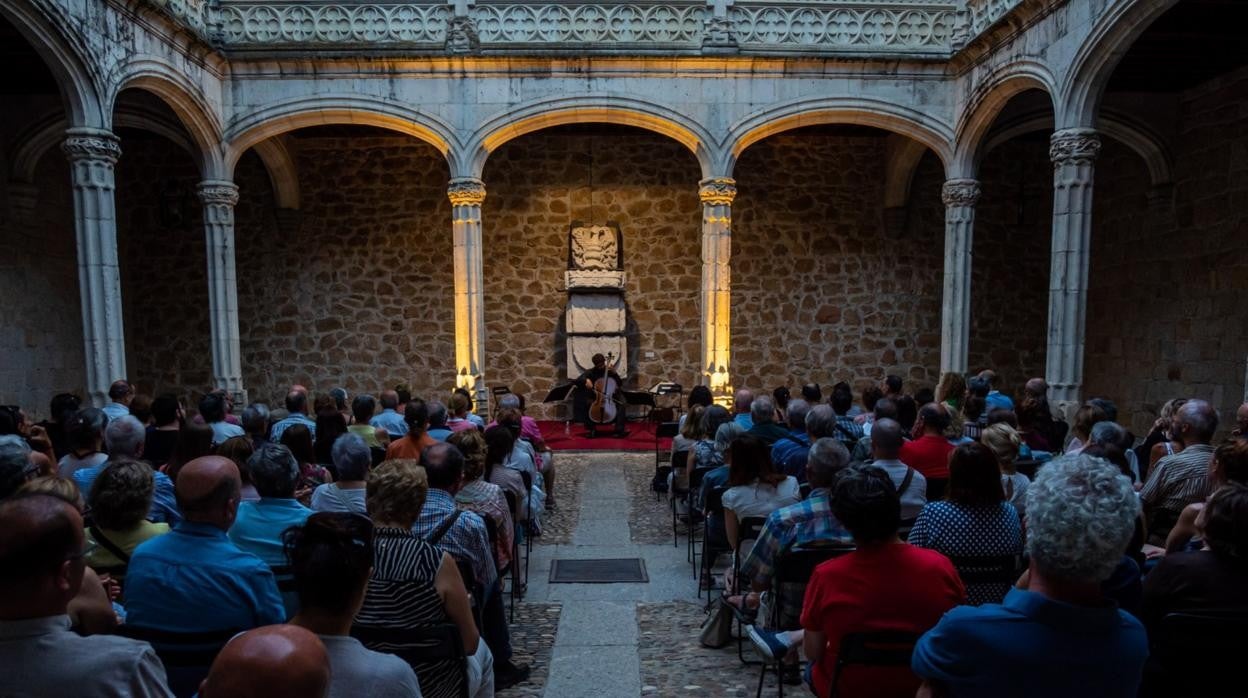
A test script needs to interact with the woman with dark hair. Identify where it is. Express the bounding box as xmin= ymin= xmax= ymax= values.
xmin=314 ymin=410 xmax=350 ymax=476
xmin=56 ymin=408 xmax=108 ymax=478
xmin=450 ymin=429 xmax=514 ymax=571
xmin=772 ymin=386 xmax=791 ymax=423
xmin=163 ymin=421 xmax=213 ymax=482
xmin=690 ymin=404 xmax=733 ymax=471
xmin=895 ymin=394 xmax=918 ymax=434
xmin=84 ymin=459 xmax=171 ymax=577
xmin=484 ymin=425 xmax=527 ymax=523
xmin=143 ymin=393 xmax=182 ymax=468
xmin=908 ymin=442 xmax=1023 ymax=605
xmin=1066 ymin=401 xmax=1108 ymax=455
xmin=286 ymin=513 xmax=423 ymax=697
xmin=681 ymin=385 xmax=715 ymax=429
xmin=281 ymin=423 xmax=333 ymax=501
xmin=216 ymin=435 xmax=260 ymax=502
xmin=37 ymin=392 xmax=82 ymax=459
xmin=722 ymin=434 xmax=800 ymax=551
